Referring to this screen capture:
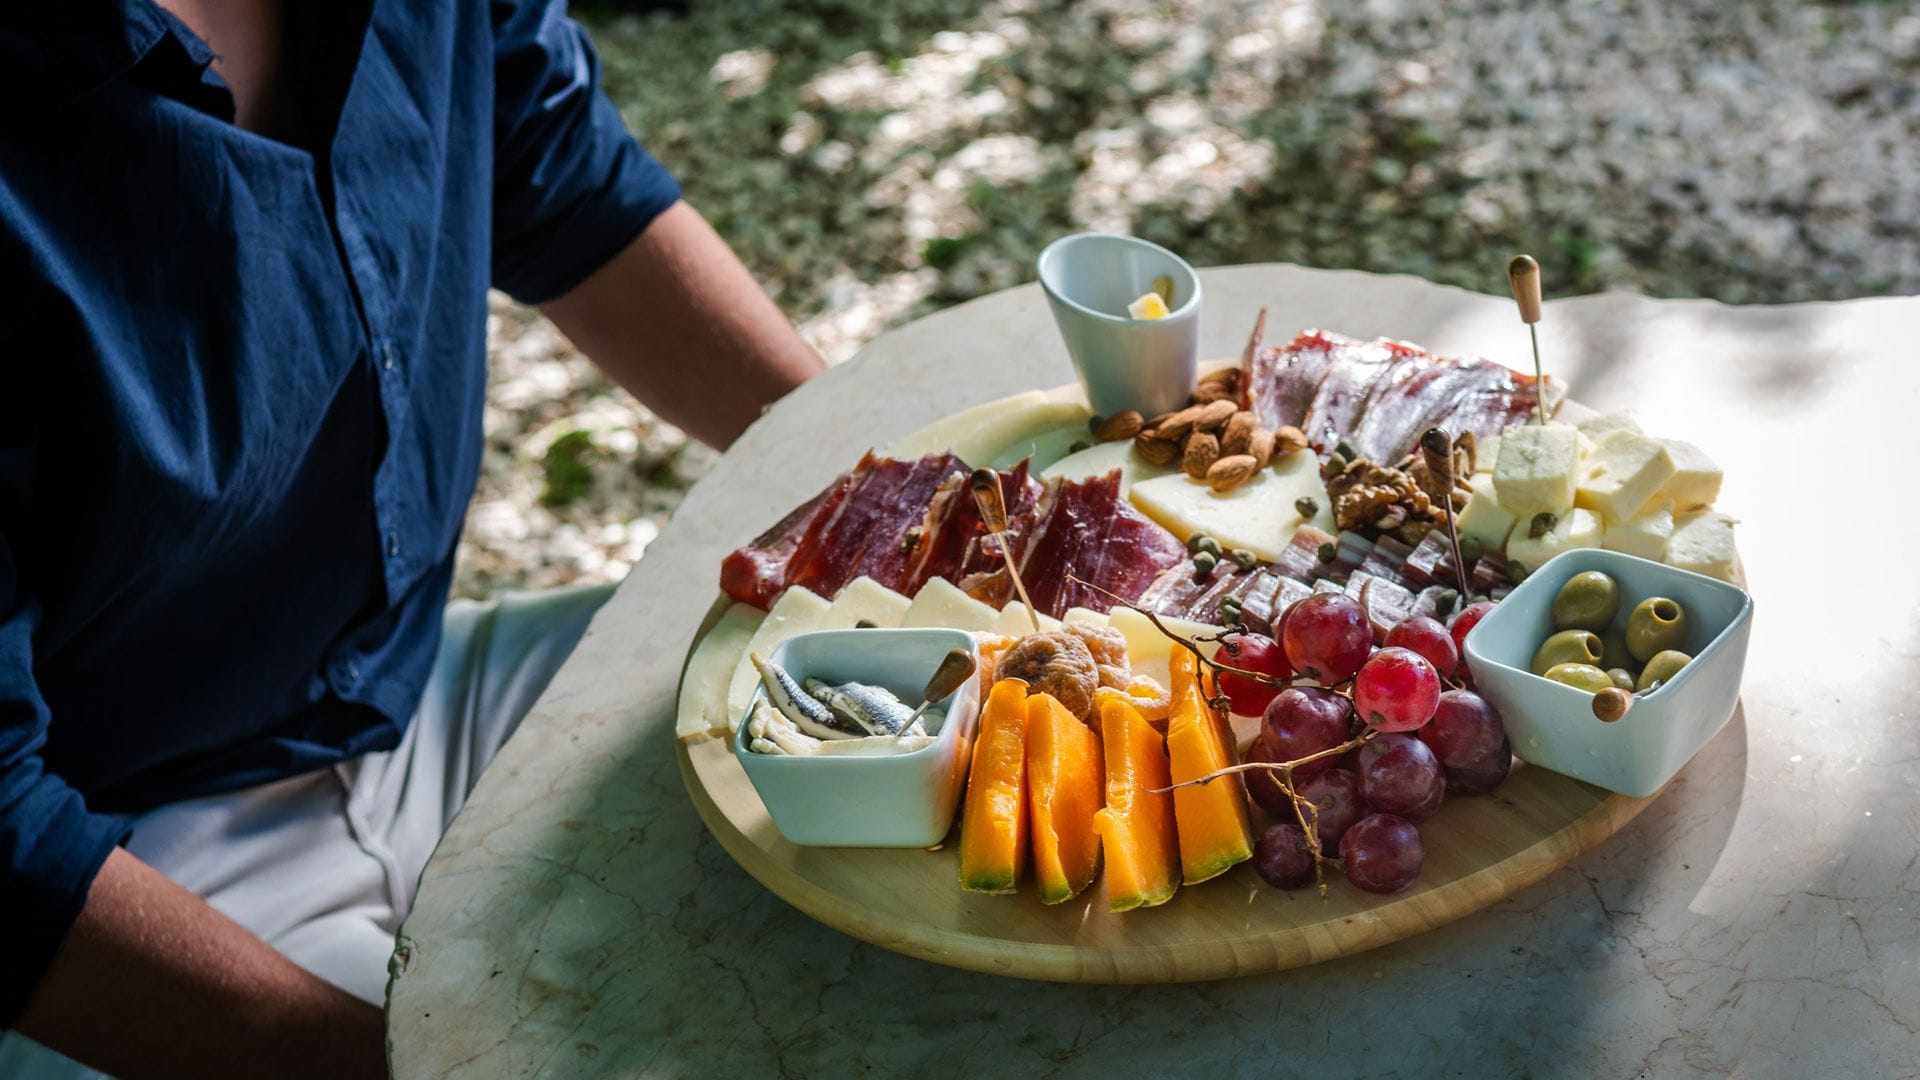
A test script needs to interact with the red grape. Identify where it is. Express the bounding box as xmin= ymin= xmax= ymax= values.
xmin=1449 ymin=601 xmax=1496 ymax=664
xmin=1419 ymin=689 xmax=1513 ymax=795
xmin=1340 ymin=813 xmax=1424 ymax=894
xmin=1356 ymin=732 xmax=1445 ymax=820
xmin=1352 ymin=647 xmax=1441 ymax=732
xmin=1217 ymin=631 xmax=1291 ymax=716
xmin=1281 ymin=593 xmax=1373 ymax=685
xmin=1241 ymin=733 xmax=1292 ymax=816
xmin=1385 ymin=616 xmax=1459 ymax=679
xmin=1259 ymin=687 xmax=1350 ymax=778
xmin=1297 ymin=767 xmax=1364 ymax=848
xmin=1253 ymin=823 xmax=1316 ymax=889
